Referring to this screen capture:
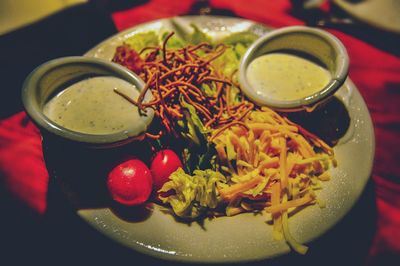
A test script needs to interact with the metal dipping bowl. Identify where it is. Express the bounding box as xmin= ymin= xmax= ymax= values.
xmin=239 ymin=26 xmax=349 ymax=111
xmin=21 ymin=56 xmax=153 ymax=148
